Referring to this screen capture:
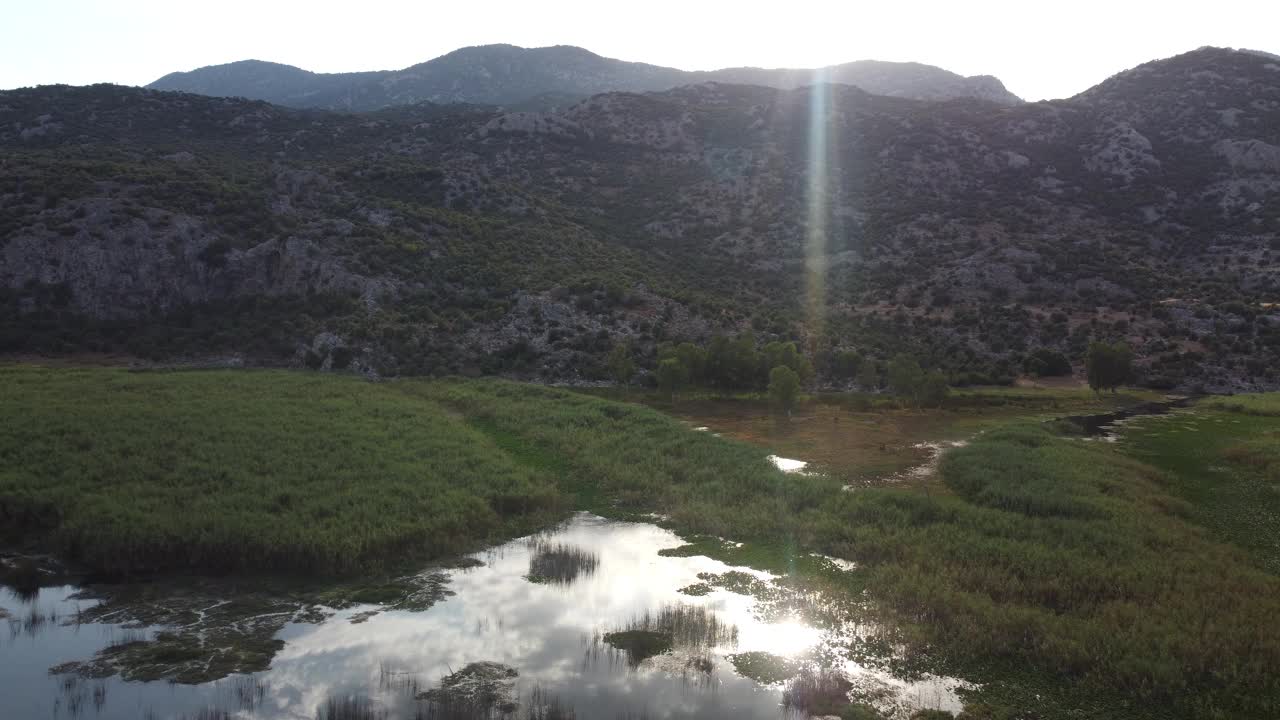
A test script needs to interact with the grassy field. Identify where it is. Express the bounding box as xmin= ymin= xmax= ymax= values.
xmin=0 ymin=365 xmax=817 ymax=576
xmin=0 ymin=366 xmax=550 ymax=574
xmin=642 ymin=391 xmax=1280 ymax=719
xmin=402 ymin=379 xmax=839 ymax=543
xmin=828 ymin=424 xmax=1279 ymax=719
xmin=1119 ymin=393 xmax=1280 ymax=573
xmin=4 ymin=366 xmax=1276 ymax=718
xmin=1201 ymin=392 xmax=1280 ymax=416
xmin=675 ymin=419 xmax=1280 ymax=719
